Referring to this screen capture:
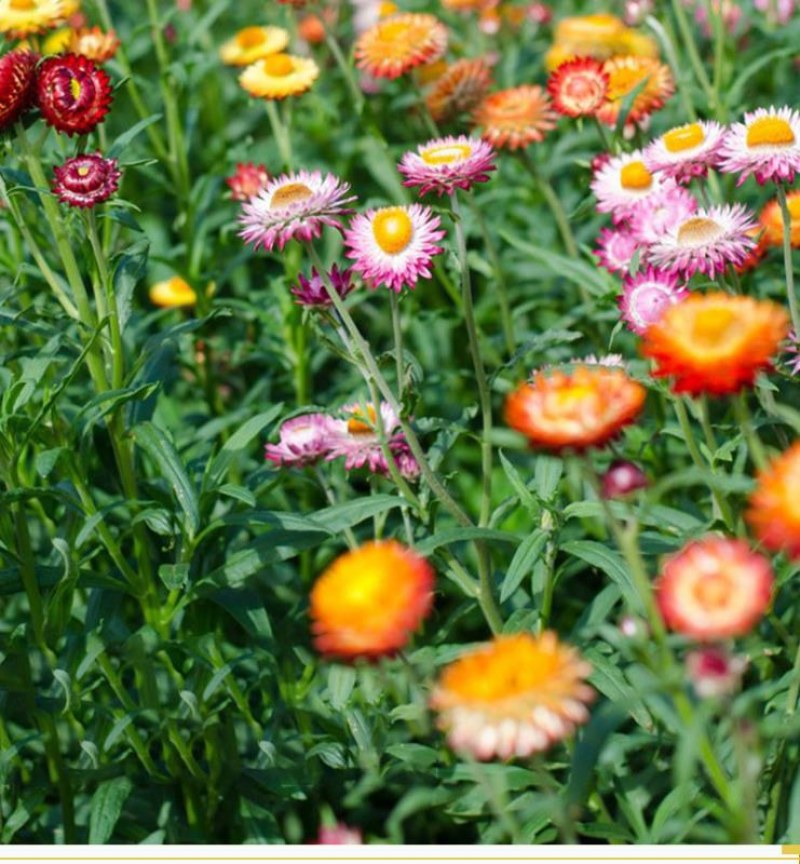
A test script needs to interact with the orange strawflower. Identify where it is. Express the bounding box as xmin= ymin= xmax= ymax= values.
xmin=426 ymin=57 xmax=492 ymax=123
xmin=735 ymin=227 xmax=767 ymax=275
xmin=354 ymin=13 xmax=448 ymax=80
xmin=505 ymin=365 xmax=646 ymax=452
xmin=596 ymin=56 xmax=674 ymax=128
xmin=430 ymin=633 xmax=594 ymax=761
xmin=547 ymin=57 xmax=609 ymax=118
xmin=472 ymin=85 xmax=557 ymax=150
xmin=70 ymin=26 xmax=119 ymax=63
xmin=298 ymin=14 xmax=326 ymax=45
xmin=310 ymin=540 xmax=435 ymax=660
xmin=149 ymin=276 xmax=197 ymax=308
xmin=239 ymin=53 xmax=319 ymax=100
xmin=747 ymin=442 xmax=800 ymax=561
xmin=655 ymin=537 xmax=774 ymax=640
xmin=642 ymin=293 xmax=789 ymax=396
xmin=759 ymin=189 xmax=800 ymax=248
